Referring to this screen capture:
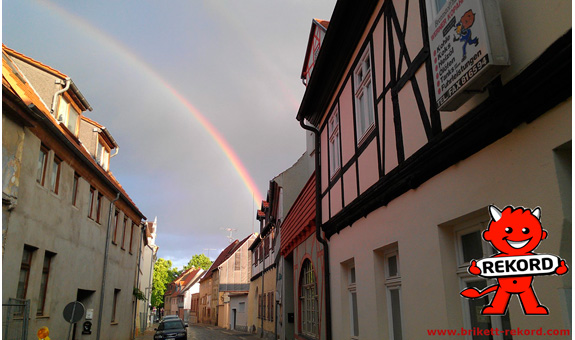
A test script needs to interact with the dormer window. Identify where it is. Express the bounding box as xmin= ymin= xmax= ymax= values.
xmin=57 ymin=96 xmax=80 ymax=136
xmin=96 ymin=138 xmax=110 ymax=171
